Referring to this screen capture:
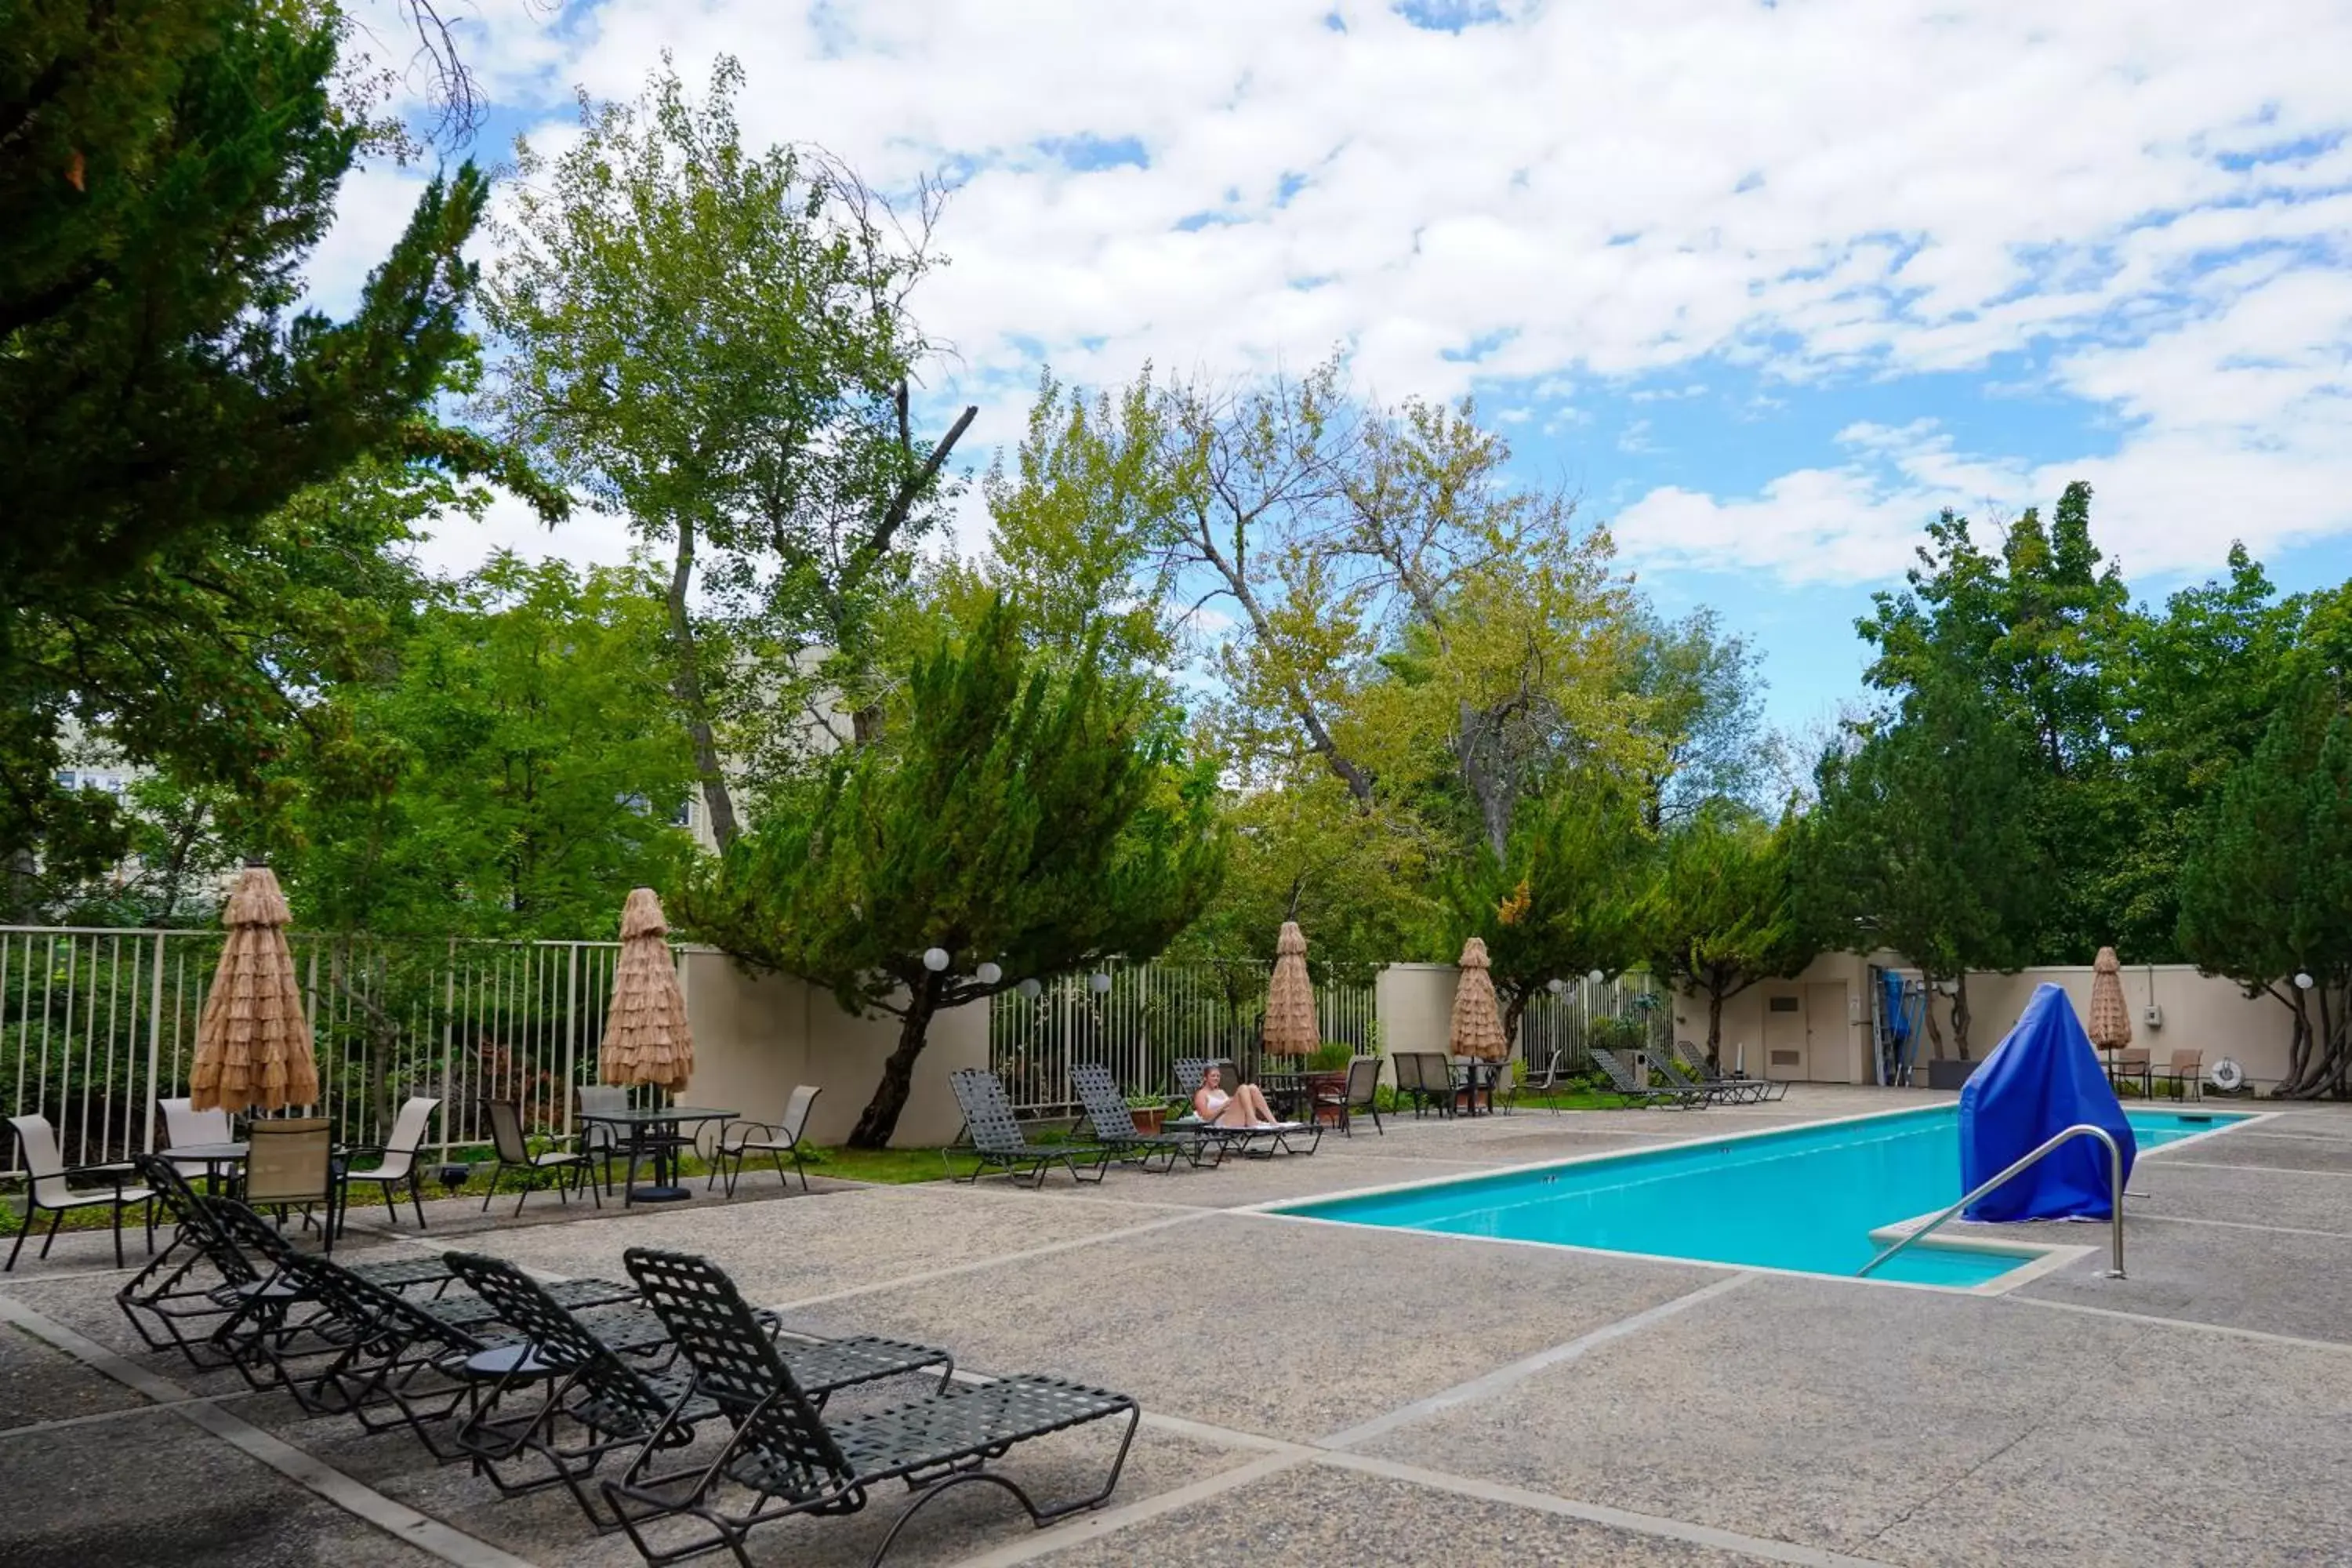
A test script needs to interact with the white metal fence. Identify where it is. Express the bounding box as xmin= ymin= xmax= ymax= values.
xmin=989 ymin=958 xmax=1381 ymax=1112
xmin=2 ymin=926 xmax=640 ymax=1174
